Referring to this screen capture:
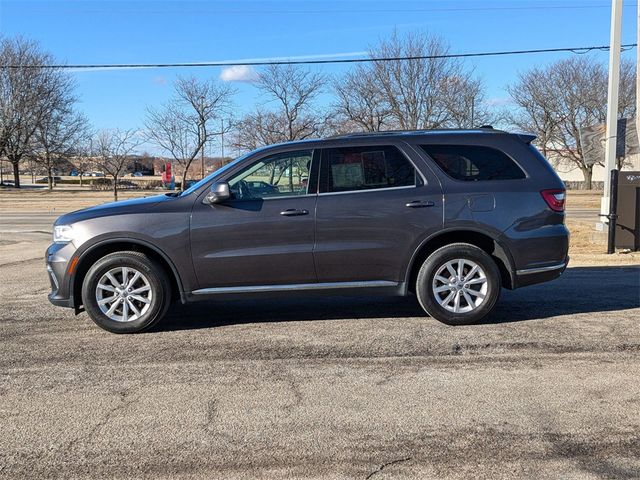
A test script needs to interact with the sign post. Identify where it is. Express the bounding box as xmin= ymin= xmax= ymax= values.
xmin=606 ymin=169 xmax=619 ymax=254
